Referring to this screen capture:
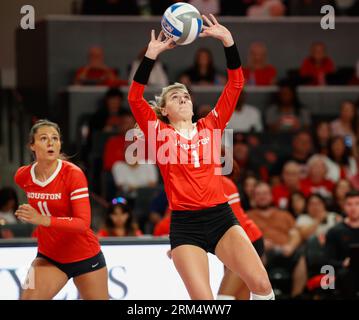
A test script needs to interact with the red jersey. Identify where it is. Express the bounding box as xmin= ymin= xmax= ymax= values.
xmin=222 ymin=176 xmax=262 ymax=242
xmin=128 ymin=67 xmax=244 ymax=211
xmin=300 ymin=57 xmax=335 ymax=85
xmin=243 ymin=65 xmax=277 ymax=86
xmin=15 ymin=160 xmax=100 ymax=263
xmin=300 ymin=178 xmax=334 ymax=198
xmin=103 ymin=134 xmax=126 ymax=171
